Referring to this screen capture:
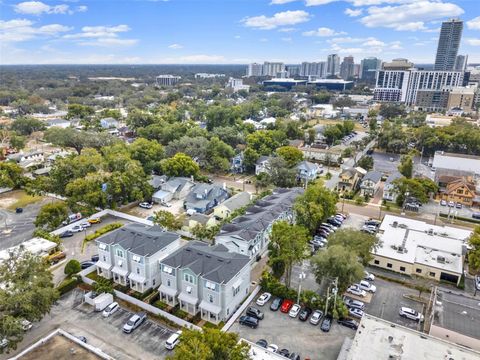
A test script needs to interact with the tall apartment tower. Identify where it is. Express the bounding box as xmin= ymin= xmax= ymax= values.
xmin=360 ymin=57 xmax=382 ymax=83
xmin=454 ymin=54 xmax=468 ymax=71
xmin=340 ymin=56 xmax=355 ymax=80
xmin=326 ymin=54 xmax=340 ymax=77
xmin=263 ymin=62 xmax=285 ymax=77
xmin=434 ymin=19 xmax=463 ymax=71
xmin=247 ymin=63 xmax=263 ymax=77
